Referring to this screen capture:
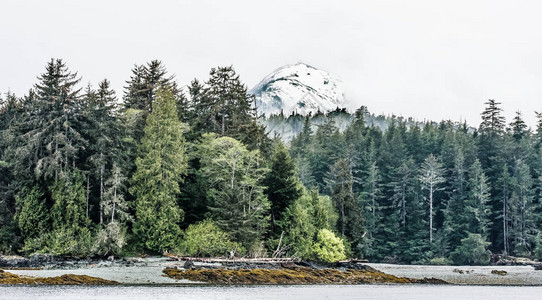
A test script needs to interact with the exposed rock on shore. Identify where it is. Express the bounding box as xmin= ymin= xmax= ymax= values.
xmin=0 ymin=254 xmax=141 ymax=270
xmin=0 ymin=269 xmax=118 ymax=285
xmin=163 ymin=265 xmax=447 ymax=285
